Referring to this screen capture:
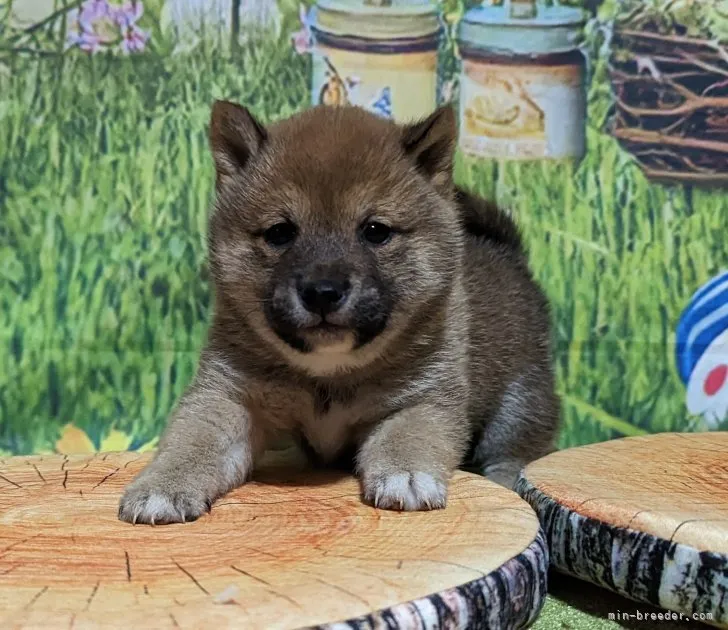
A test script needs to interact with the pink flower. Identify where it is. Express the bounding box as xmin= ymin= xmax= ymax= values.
xmin=115 ymin=1 xmax=149 ymax=54
xmin=78 ymin=0 xmax=116 ymax=44
xmin=67 ymin=30 xmax=104 ymax=53
xmin=114 ymin=0 xmax=143 ymax=28
xmin=66 ymin=0 xmax=149 ymax=55
xmin=119 ymin=24 xmax=149 ymax=53
xmin=79 ymin=0 xmax=112 ymax=27
xmin=291 ymin=4 xmax=313 ymax=55
xmin=66 ymin=0 xmax=110 ymax=51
